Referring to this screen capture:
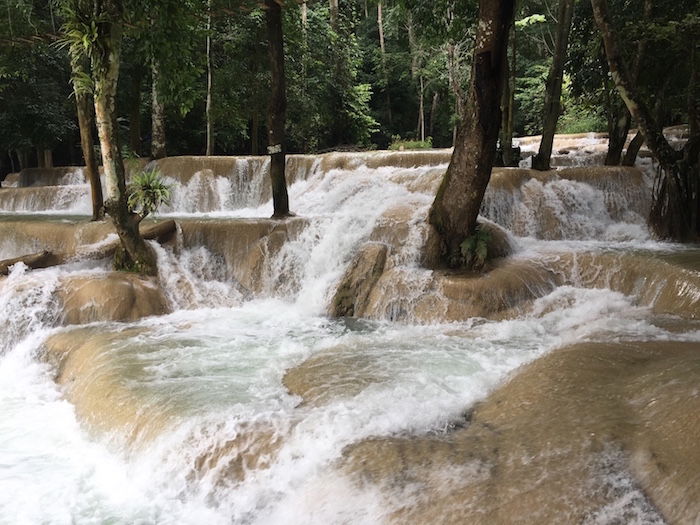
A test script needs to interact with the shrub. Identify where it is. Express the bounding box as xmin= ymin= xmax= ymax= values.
xmin=127 ymin=168 xmax=171 ymax=219
xmin=388 ymin=135 xmax=433 ymax=150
